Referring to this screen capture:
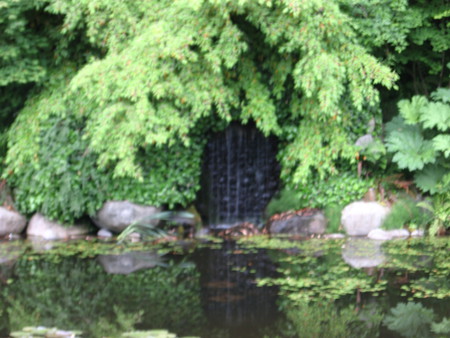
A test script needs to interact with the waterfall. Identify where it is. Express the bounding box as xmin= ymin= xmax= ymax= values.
xmin=197 ymin=122 xmax=279 ymax=227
